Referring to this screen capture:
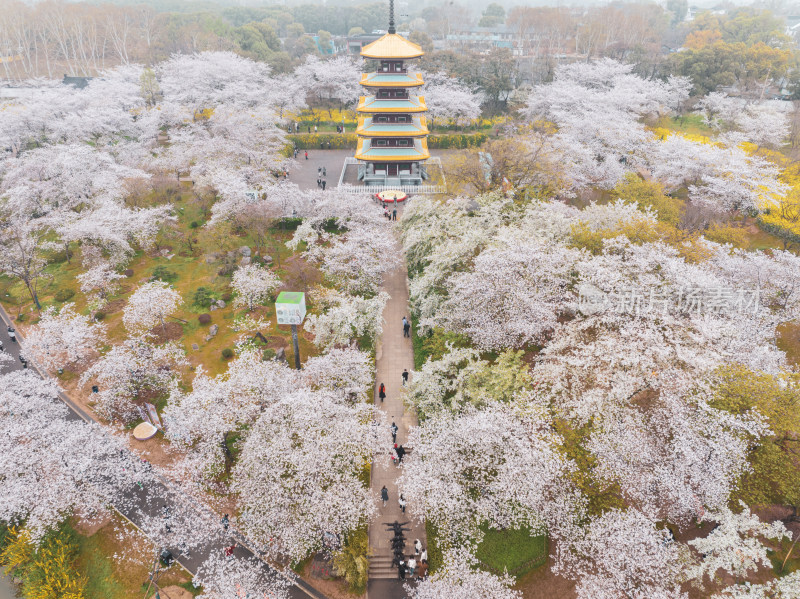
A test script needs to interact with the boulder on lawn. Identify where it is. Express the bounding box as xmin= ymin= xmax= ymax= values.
xmin=216 ymin=299 xmax=226 ymax=309
xmin=209 ymin=324 xmax=219 ymax=337
xmin=240 ymin=246 xmax=252 ymax=257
